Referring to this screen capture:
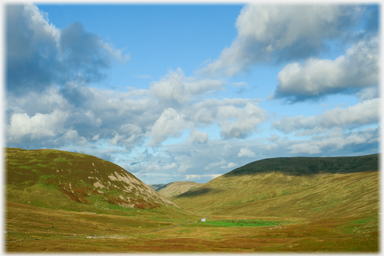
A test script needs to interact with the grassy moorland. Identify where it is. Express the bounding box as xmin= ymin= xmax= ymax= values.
xmin=6 ymin=147 xmax=177 ymax=211
xmin=173 ymin=155 xmax=379 ymax=217
xmin=156 ymin=181 xmax=203 ymax=198
xmin=5 ymin=149 xmax=379 ymax=252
